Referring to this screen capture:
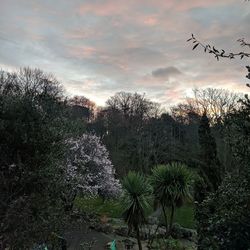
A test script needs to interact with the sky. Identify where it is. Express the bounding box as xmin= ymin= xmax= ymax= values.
xmin=0 ymin=0 xmax=250 ymax=106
